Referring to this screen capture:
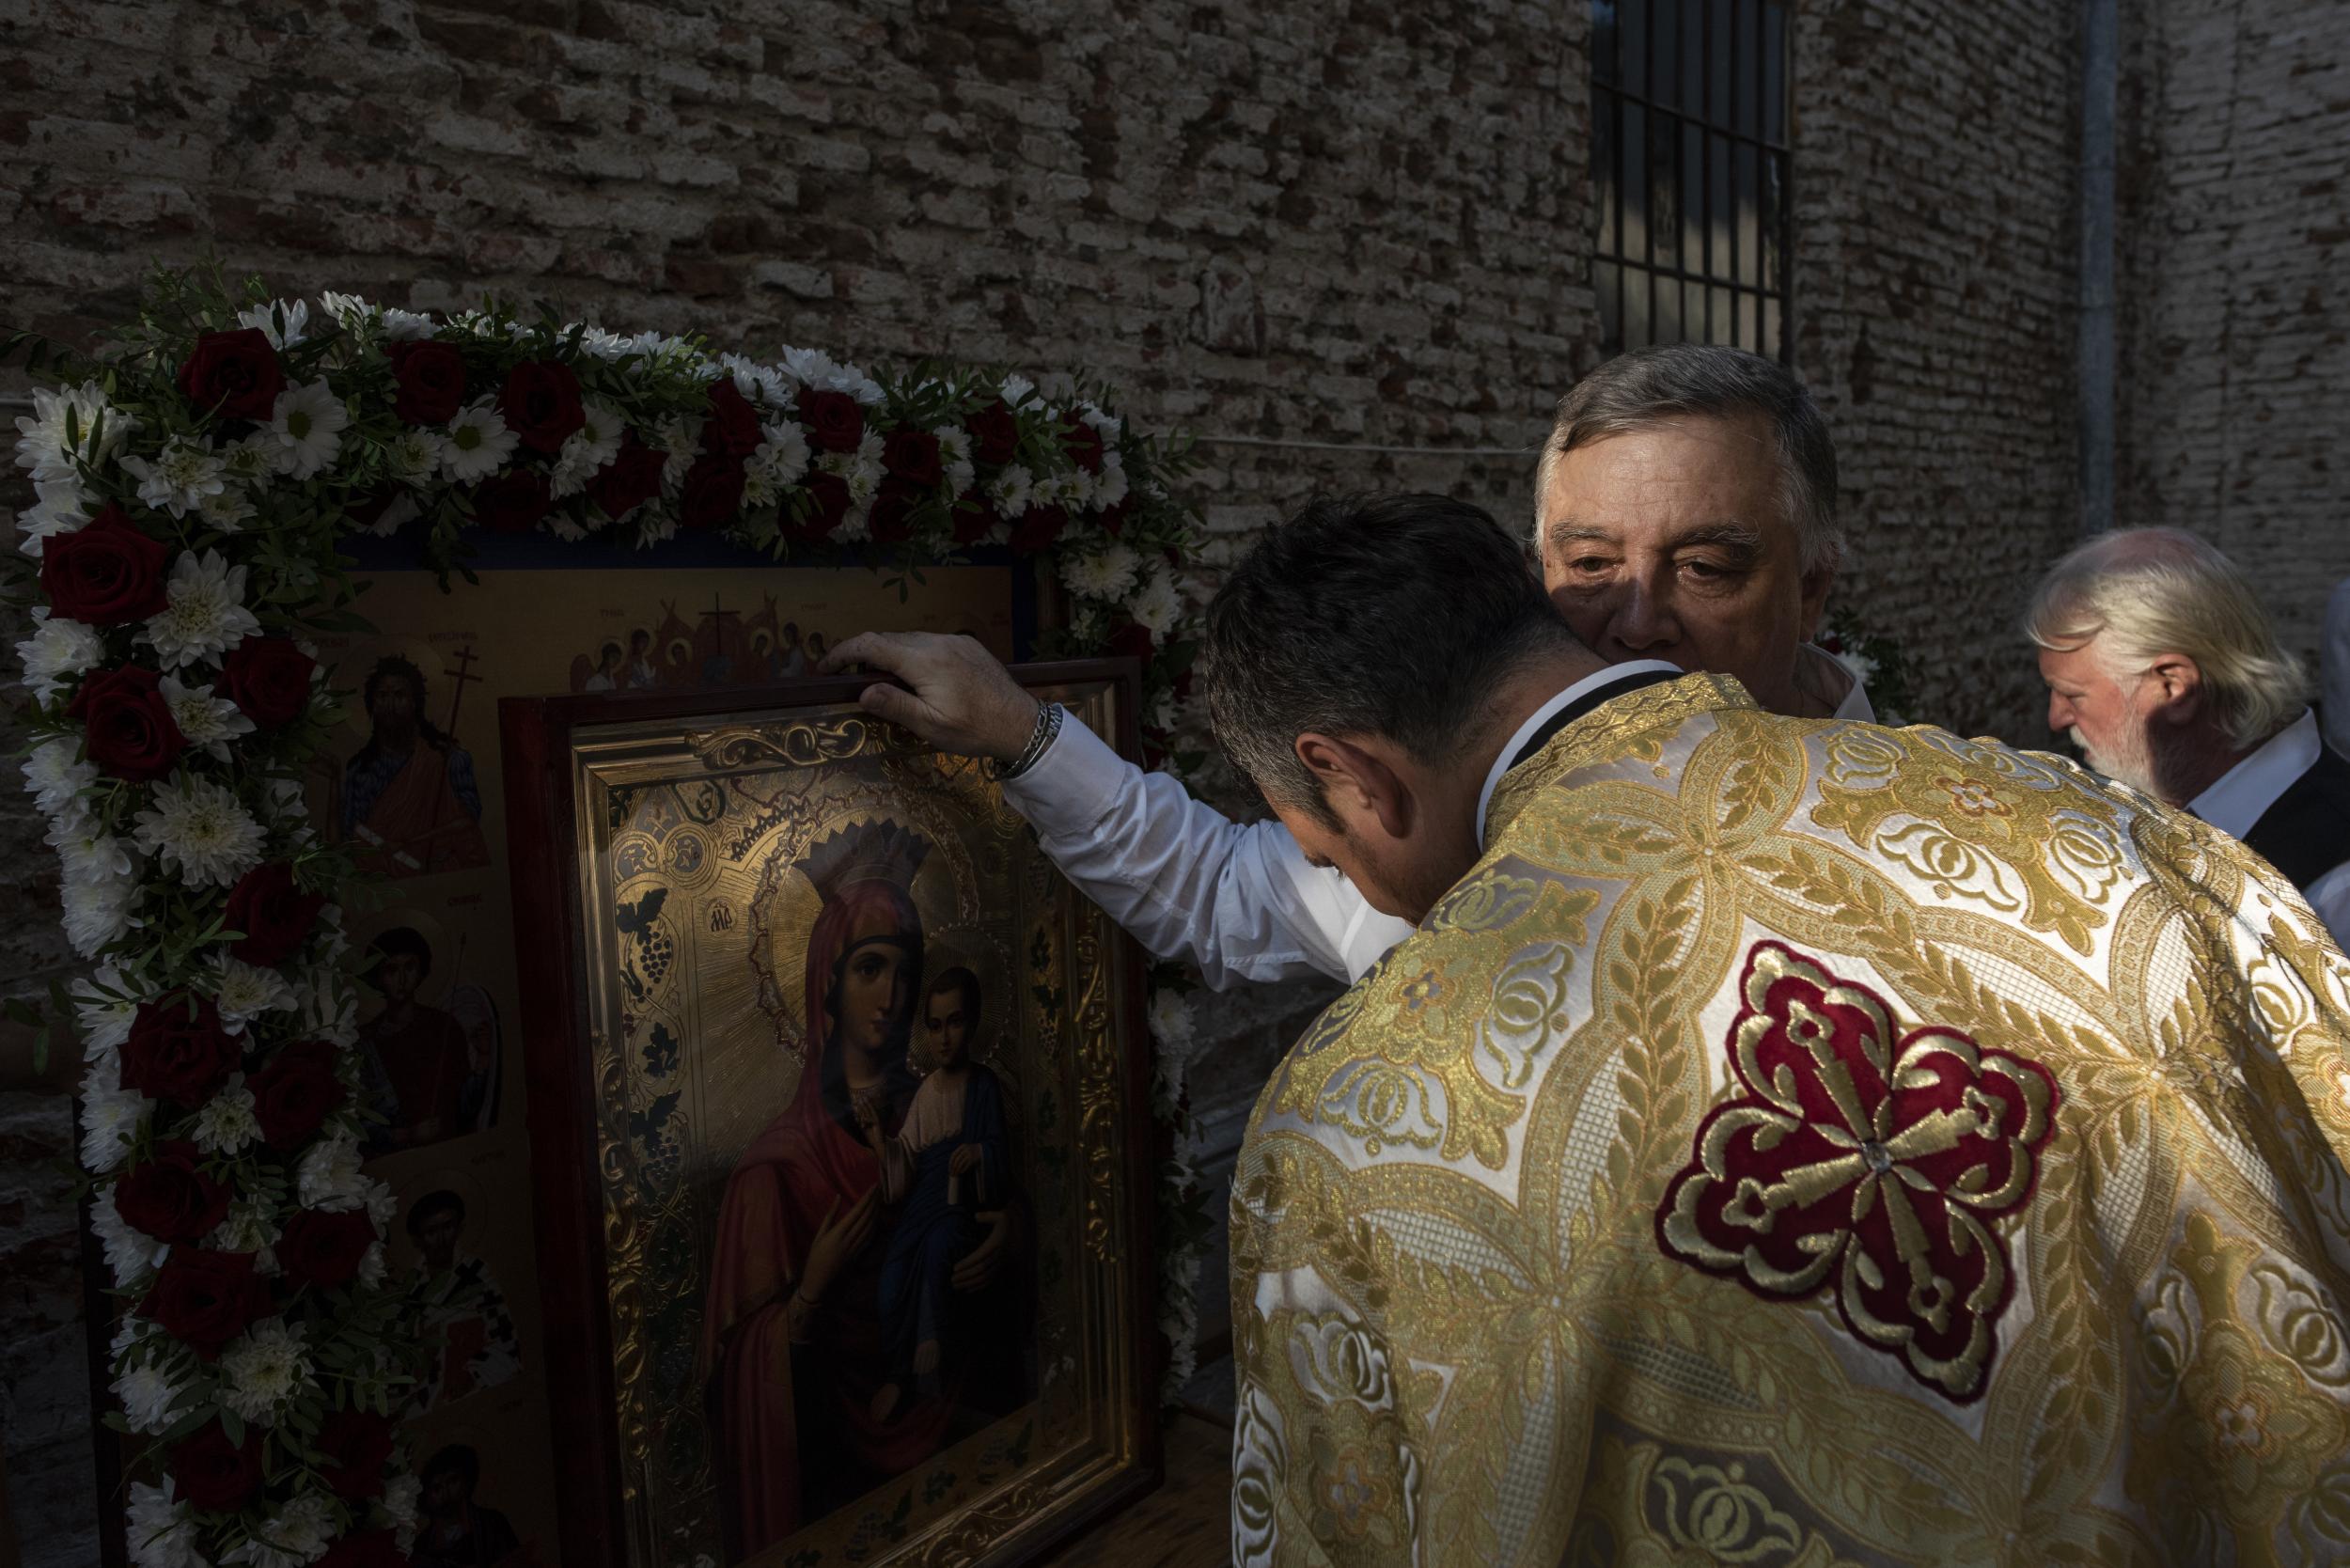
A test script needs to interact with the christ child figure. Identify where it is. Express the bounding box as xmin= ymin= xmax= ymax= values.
xmin=859 ymin=966 xmax=1009 ymax=1423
